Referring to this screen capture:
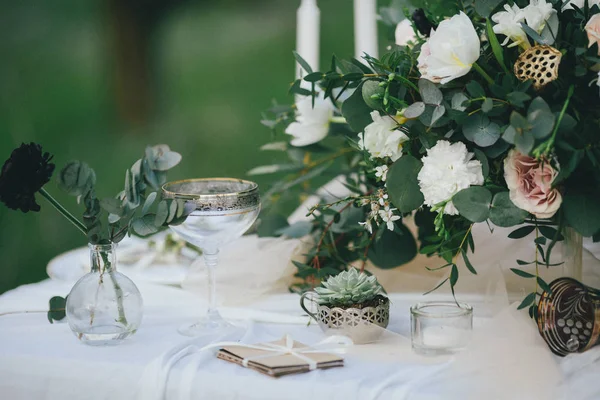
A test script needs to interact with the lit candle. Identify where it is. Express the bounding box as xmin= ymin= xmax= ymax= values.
xmin=354 ymin=0 xmax=379 ymax=62
xmin=296 ymin=0 xmax=320 ymax=79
